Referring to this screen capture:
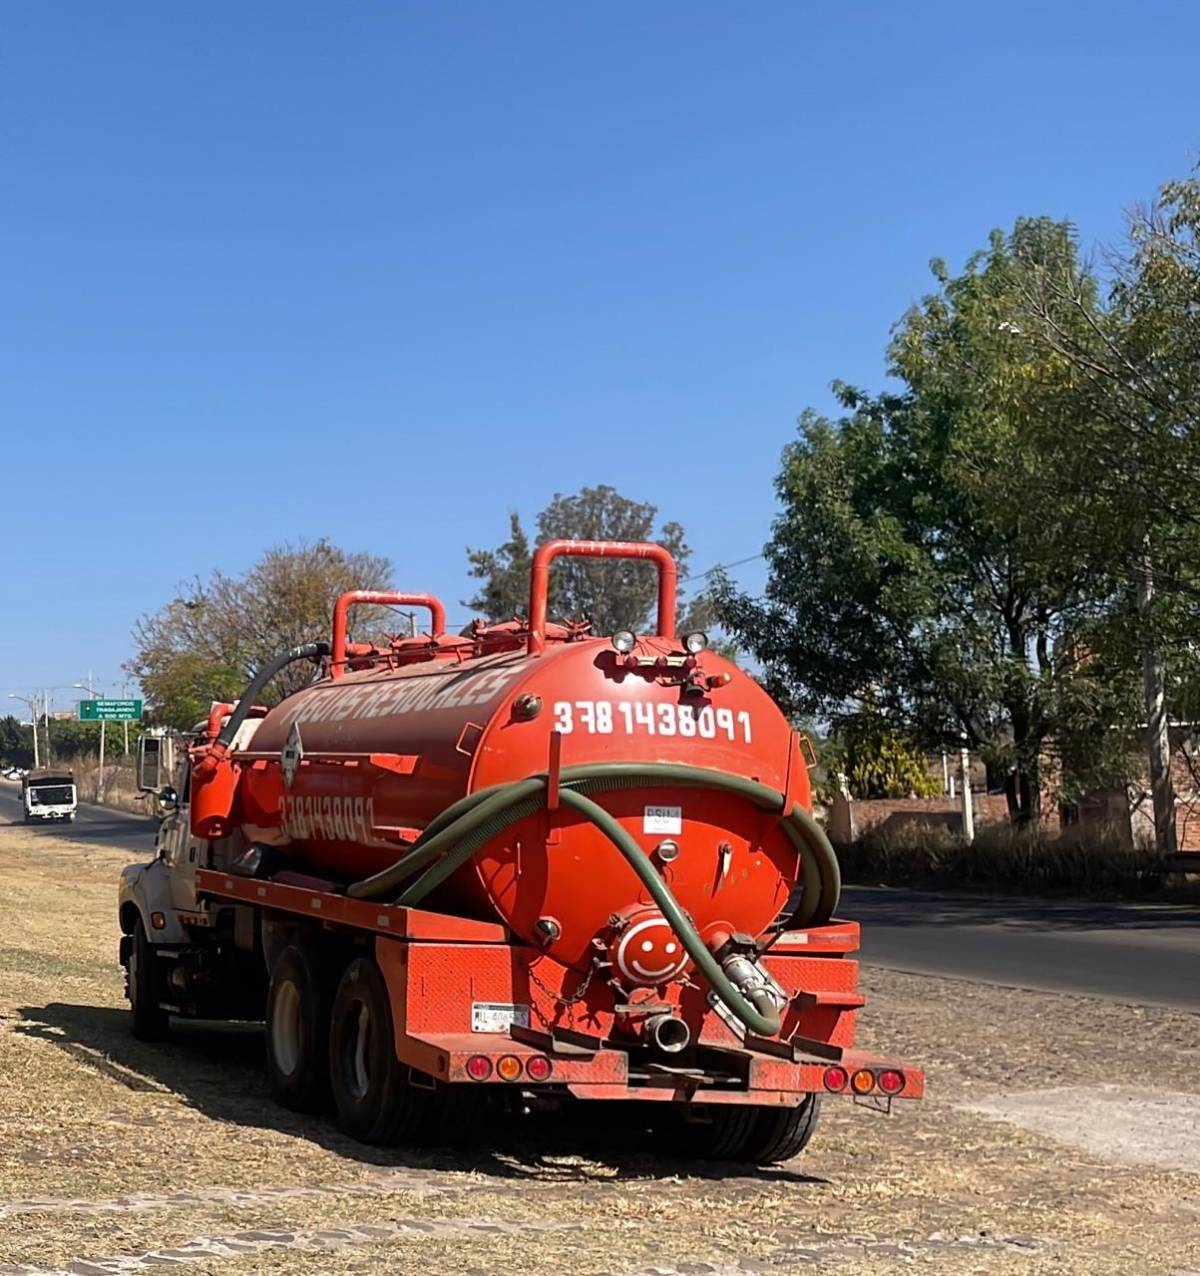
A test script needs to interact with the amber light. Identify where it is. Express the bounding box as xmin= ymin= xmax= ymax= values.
xmin=465 ymin=1055 xmax=493 ymax=1081
xmin=525 ymin=1055 xmax=553 ymax=1082
xmin=823 ymin=1066 xmax=849 ymax=1093
xmin=851 ymin=1069 xmax=876 ymax=1094
xmin=496 ymin=1055 xmax=523 ymax=1082
xmin=877 ymin=1068 xmax=904 ymax=1095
